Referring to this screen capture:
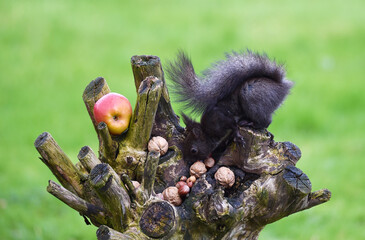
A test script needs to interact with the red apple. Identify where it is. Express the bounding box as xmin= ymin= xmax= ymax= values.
xmin=93 ymin=93 xmax=132 ymax=135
